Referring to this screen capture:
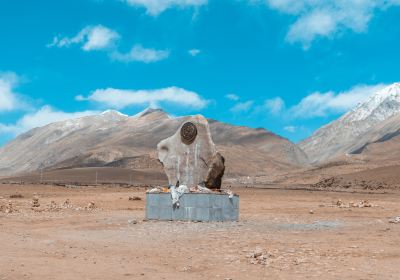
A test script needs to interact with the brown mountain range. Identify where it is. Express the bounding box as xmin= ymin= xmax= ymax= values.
xmin=0 ymin=108 xmax=309 ymax=181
